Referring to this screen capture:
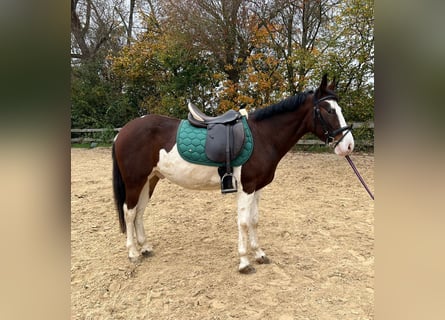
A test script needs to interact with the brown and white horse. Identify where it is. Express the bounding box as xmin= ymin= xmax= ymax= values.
xmin=112 ymin=74 xmax=354 ymax=273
